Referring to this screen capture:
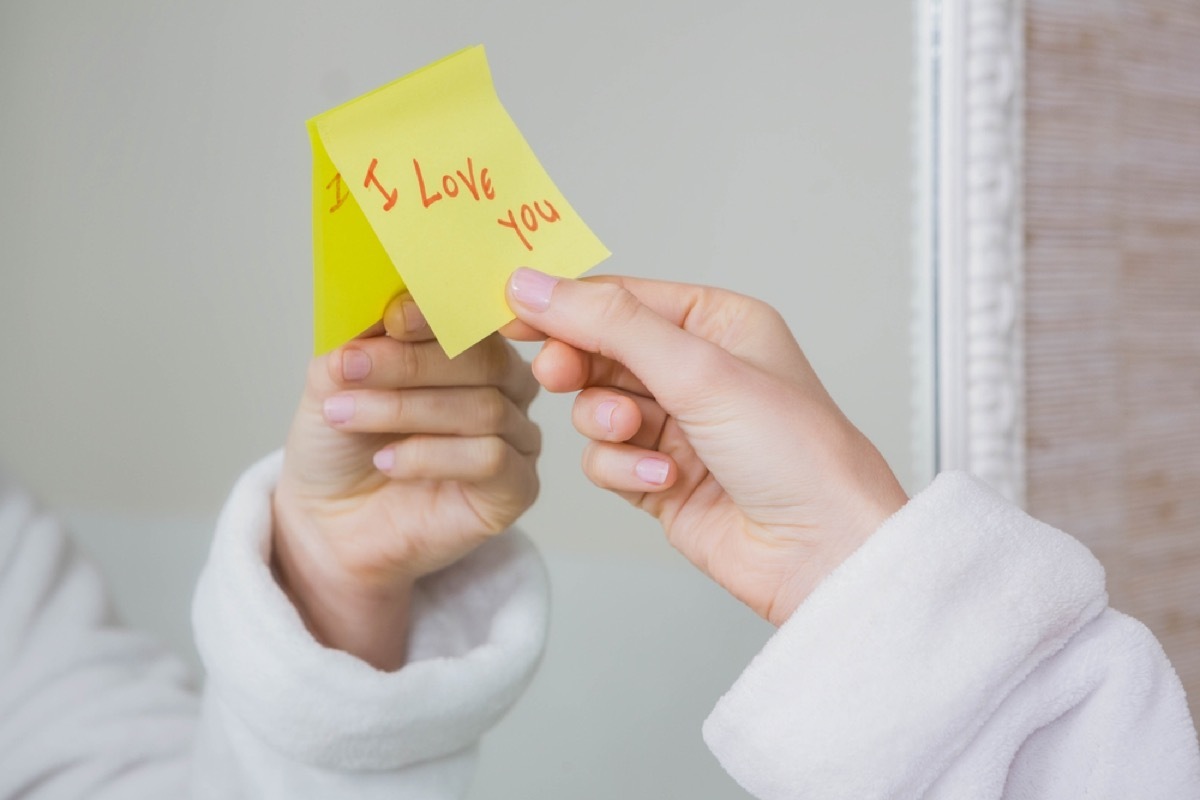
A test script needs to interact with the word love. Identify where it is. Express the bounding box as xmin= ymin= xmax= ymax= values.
xmin=415 ymin=156 xmax=494 ymax=205
xmin=415 ymin=156 xmax=560 ymax=251
xmin=329 ymin=156 xmax=562 ymax=252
